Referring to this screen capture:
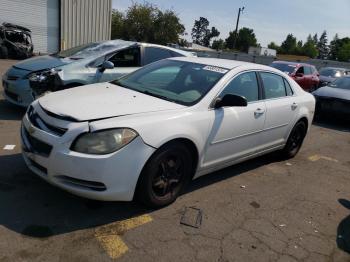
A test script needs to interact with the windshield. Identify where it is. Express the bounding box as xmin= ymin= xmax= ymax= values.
xmin=112 ymin=60 xmax=228 ymax=105
xmin=52 ymin=42 xmax=117 ymax=59
xmin=319 ymin=68 xmax=344 ymax=78
xmin=270 ymin=63 xmax=296 ymax=74
xmin=329 ymin=77 xmax=350 ymax=90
